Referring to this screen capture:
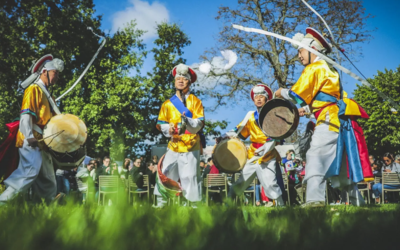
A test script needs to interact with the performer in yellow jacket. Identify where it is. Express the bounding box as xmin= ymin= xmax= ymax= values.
xmin=275 ymin=28 xmax=367 ymax=207
xmin=226 ymin=84 xmax=285 ymax=206
xmin=0 ymin=56 xmax=64 ymax=204
xmin=154 ymin=64 xmax=204 ymax=207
